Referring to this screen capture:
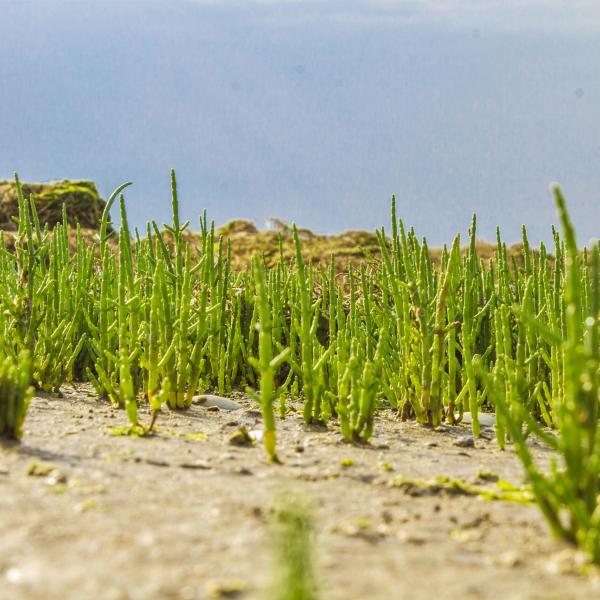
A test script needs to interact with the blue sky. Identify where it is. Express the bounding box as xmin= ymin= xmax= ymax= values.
xmin=1 ymin=0 xmax=599 ymax=245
